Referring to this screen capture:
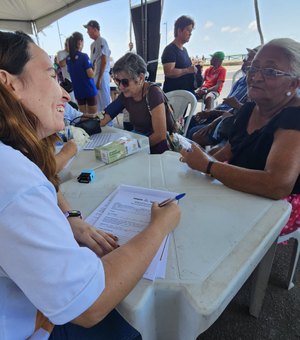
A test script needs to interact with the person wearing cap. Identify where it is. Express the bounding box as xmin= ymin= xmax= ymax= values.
xmin=187 ymin=46 xmax=260 ymax=148
xmin=84 ymin=20 xmax=111 ymax=112
xmin=195 ymin=51 xmax=227 ymax=110
xmin=161 ymin=15 xmax=197 ymax=94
